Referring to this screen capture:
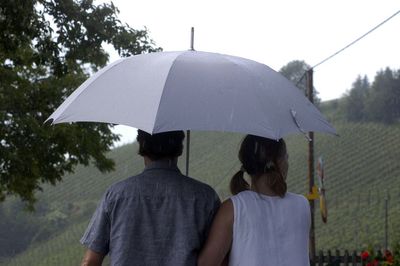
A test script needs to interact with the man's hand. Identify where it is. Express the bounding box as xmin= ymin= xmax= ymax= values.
xmin=81 ymin=249 xmax=105 ymax=266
